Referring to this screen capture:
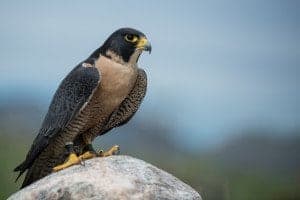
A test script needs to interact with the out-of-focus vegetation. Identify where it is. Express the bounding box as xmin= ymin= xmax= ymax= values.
xmin=0 ymin=104 xmax=299 ymax=200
